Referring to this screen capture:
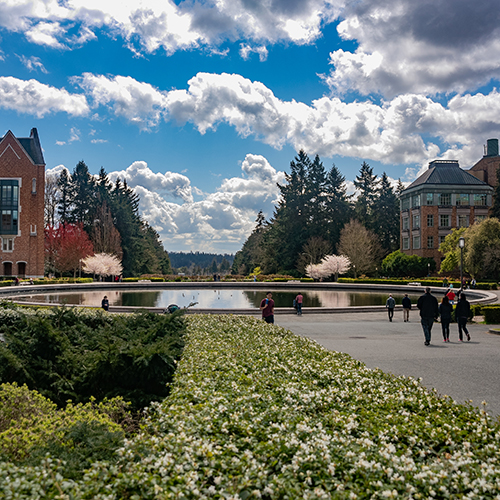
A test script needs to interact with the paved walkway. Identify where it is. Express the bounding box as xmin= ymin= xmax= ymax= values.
xmin=277 ymin=291 xmax=500 ymax=418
